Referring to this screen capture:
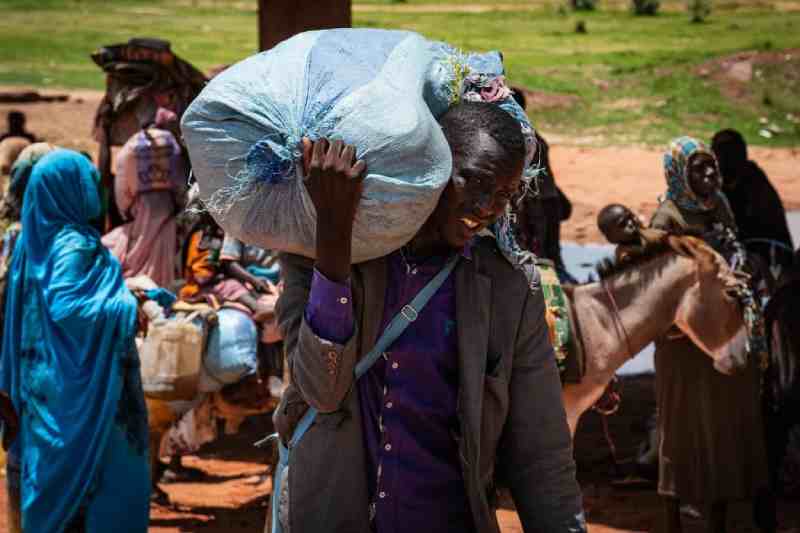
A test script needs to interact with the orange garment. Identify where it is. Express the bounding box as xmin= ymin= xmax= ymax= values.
xmin=180 ymin=230 xmax=216 ymax=301
xmin=180 ymin=229 xmax=250 ymax=306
